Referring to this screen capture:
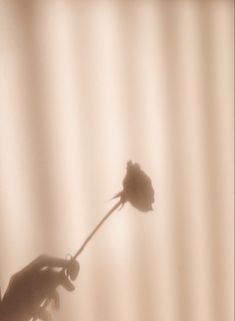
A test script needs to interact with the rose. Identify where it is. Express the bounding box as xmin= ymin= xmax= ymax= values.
xmin=75 ymin=161 xmax=155 ymax=257
xmin=114 ymin=161 xmax=155 ymax=212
